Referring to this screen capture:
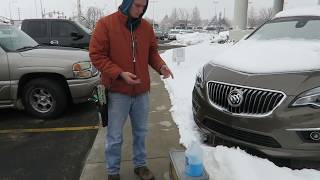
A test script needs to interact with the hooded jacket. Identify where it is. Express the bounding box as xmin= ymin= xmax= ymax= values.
xmin=89 ymin=0 xmax=166 ymax=96
xmin=119 ymin=0 xmax=149 ymax=30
